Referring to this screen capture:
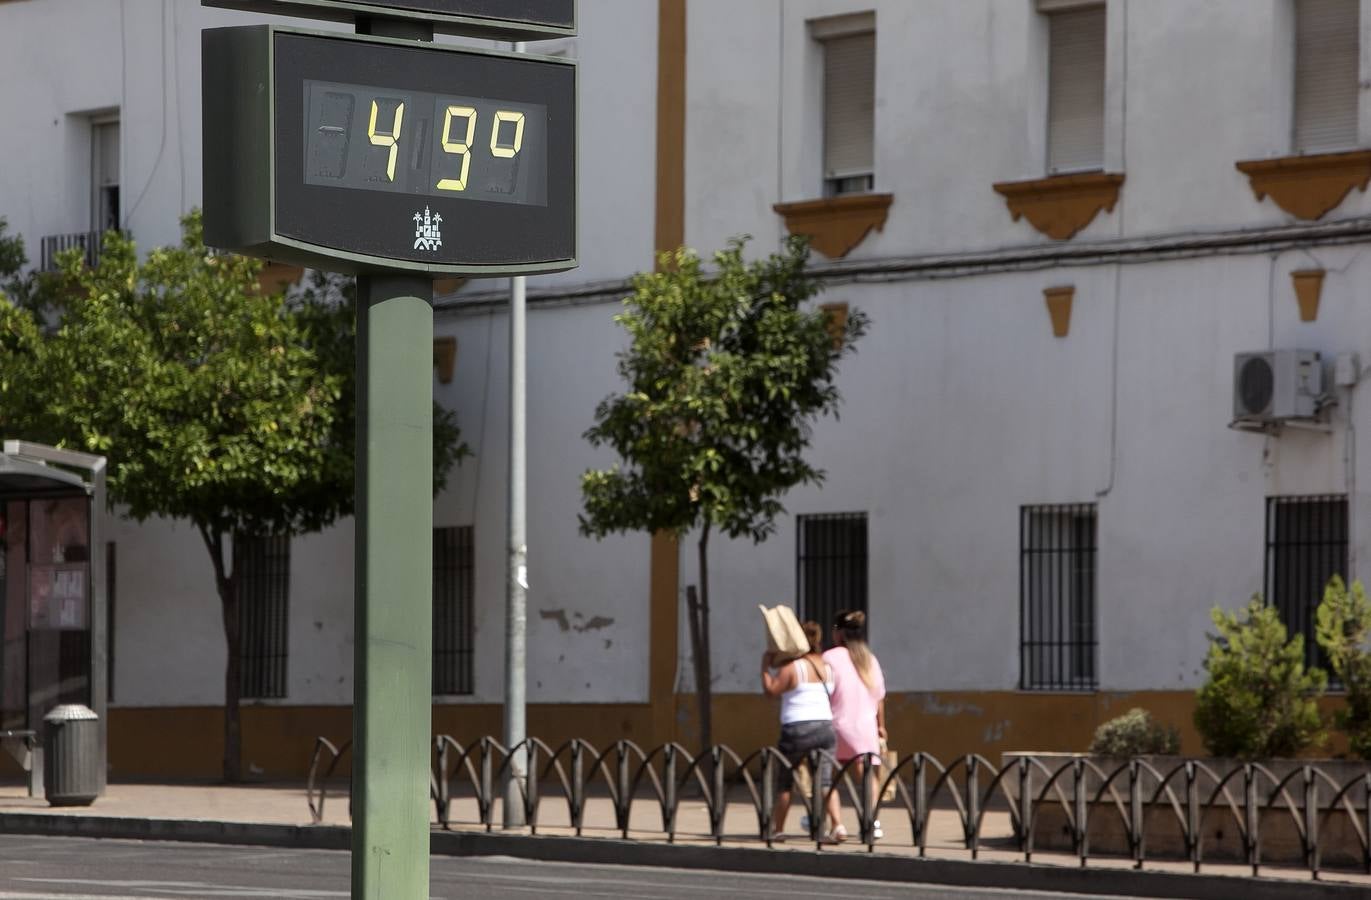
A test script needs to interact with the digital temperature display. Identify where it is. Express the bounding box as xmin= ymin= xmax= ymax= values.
xmin=202 ymin=25 xmax=576 ymax=275
xmin=303 ymin=80 xmax=548 ymax=206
